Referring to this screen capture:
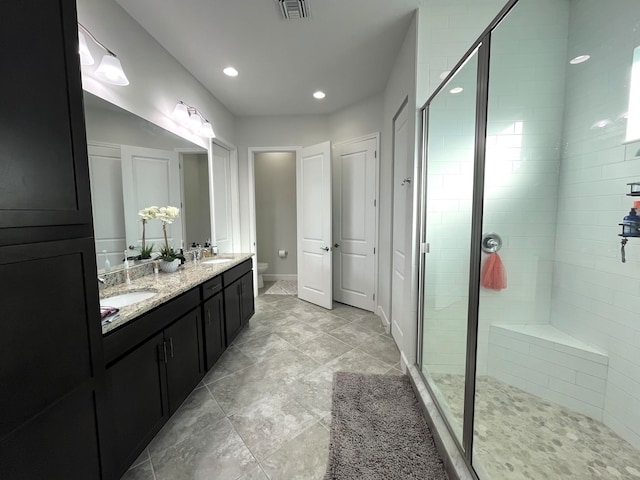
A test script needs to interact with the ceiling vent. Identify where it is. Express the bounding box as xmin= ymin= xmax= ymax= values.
xmin=277 ymin=0 xmax=309 ymax=19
